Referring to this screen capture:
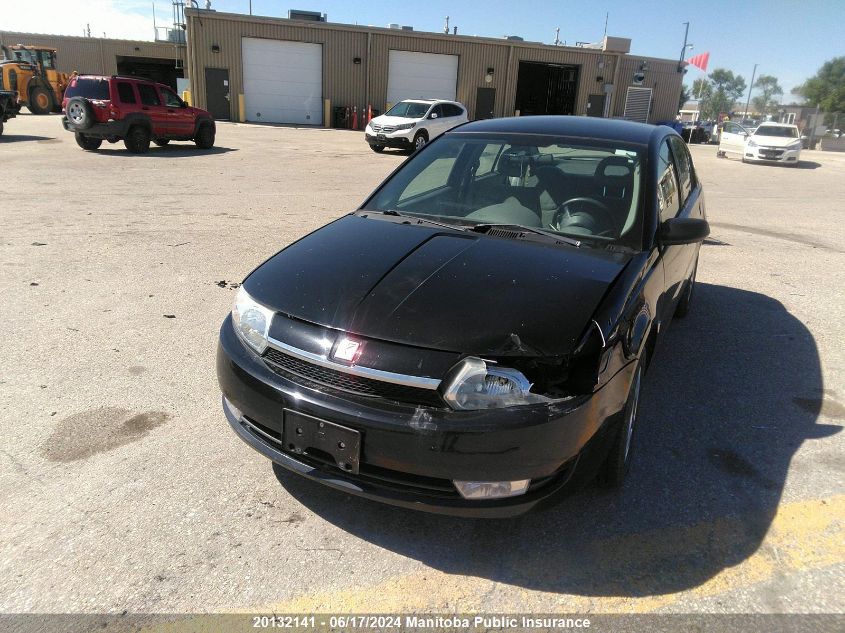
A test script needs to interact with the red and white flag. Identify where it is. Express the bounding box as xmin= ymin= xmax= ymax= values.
xmin=686 ymin=52 xmax=710 ymax=72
